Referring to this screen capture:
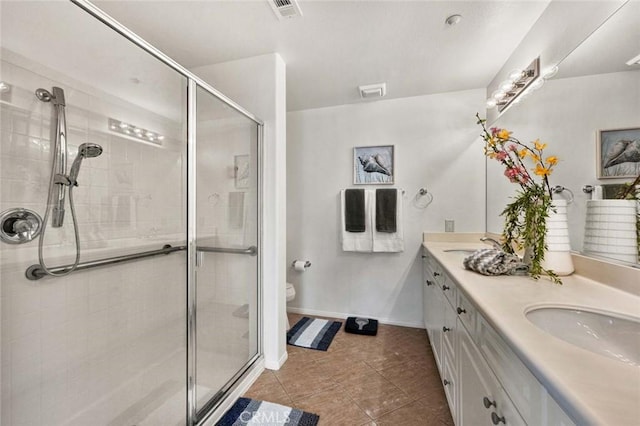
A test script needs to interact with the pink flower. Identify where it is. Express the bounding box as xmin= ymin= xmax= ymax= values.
xmin=496 ymin=151 xmax=508 ymax=161
xmin=508 ymin=144 xmax=518 ymax=151
xmin=490 ymin=127 xmax=500 ymax=137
